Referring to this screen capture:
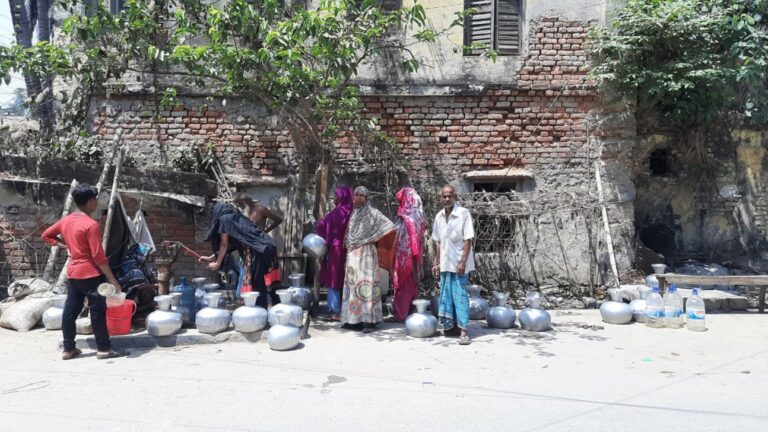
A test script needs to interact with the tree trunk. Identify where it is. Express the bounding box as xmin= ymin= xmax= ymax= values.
xmin=9 ymin=0 xmax=42 ymax=99
xmin=35 ymin=0 xmax=55 ymax=134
